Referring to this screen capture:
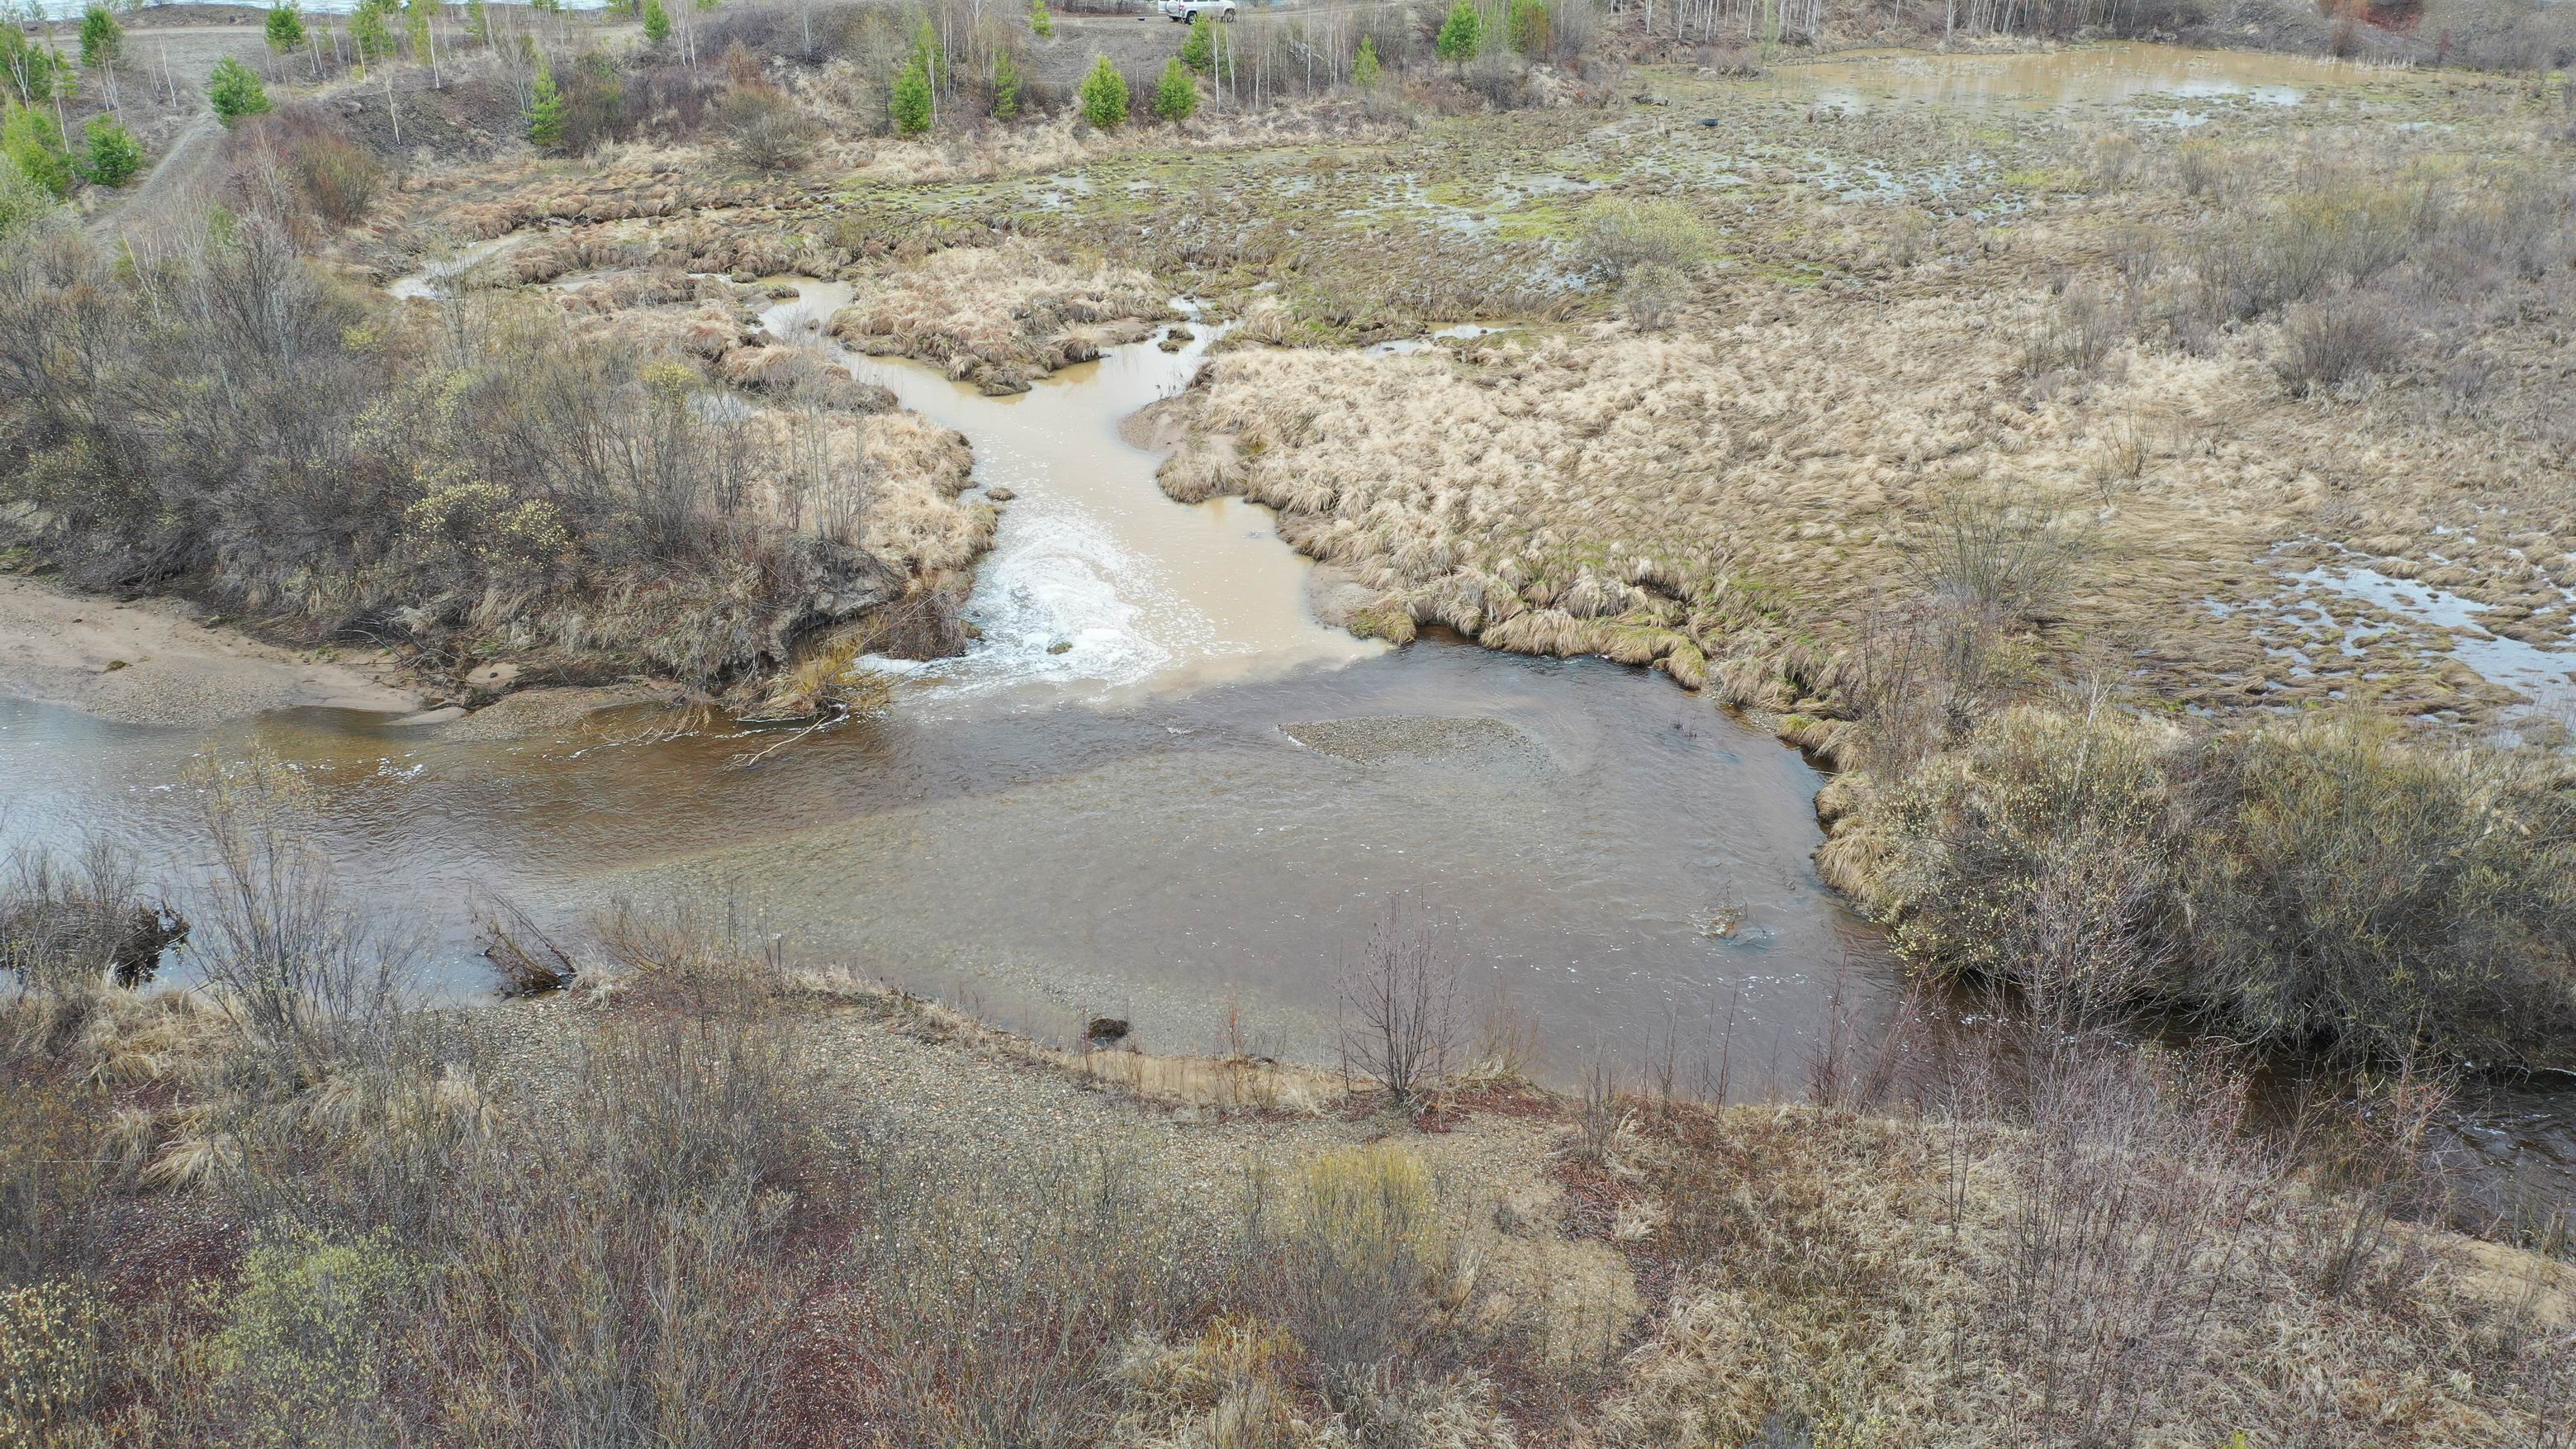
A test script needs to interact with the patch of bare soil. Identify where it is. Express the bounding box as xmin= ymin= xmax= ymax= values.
xmin=0 ymin=575 xmax=420 ymax=726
